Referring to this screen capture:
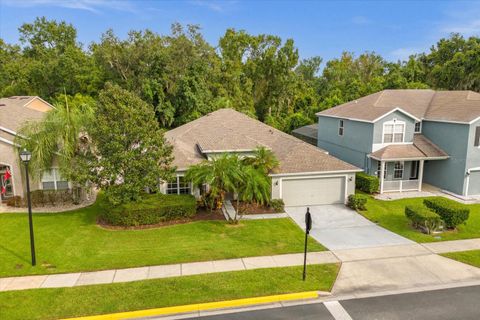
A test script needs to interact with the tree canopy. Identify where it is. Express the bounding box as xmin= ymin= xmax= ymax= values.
xmin=2 ymin=17 xmax=480 ymax=134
